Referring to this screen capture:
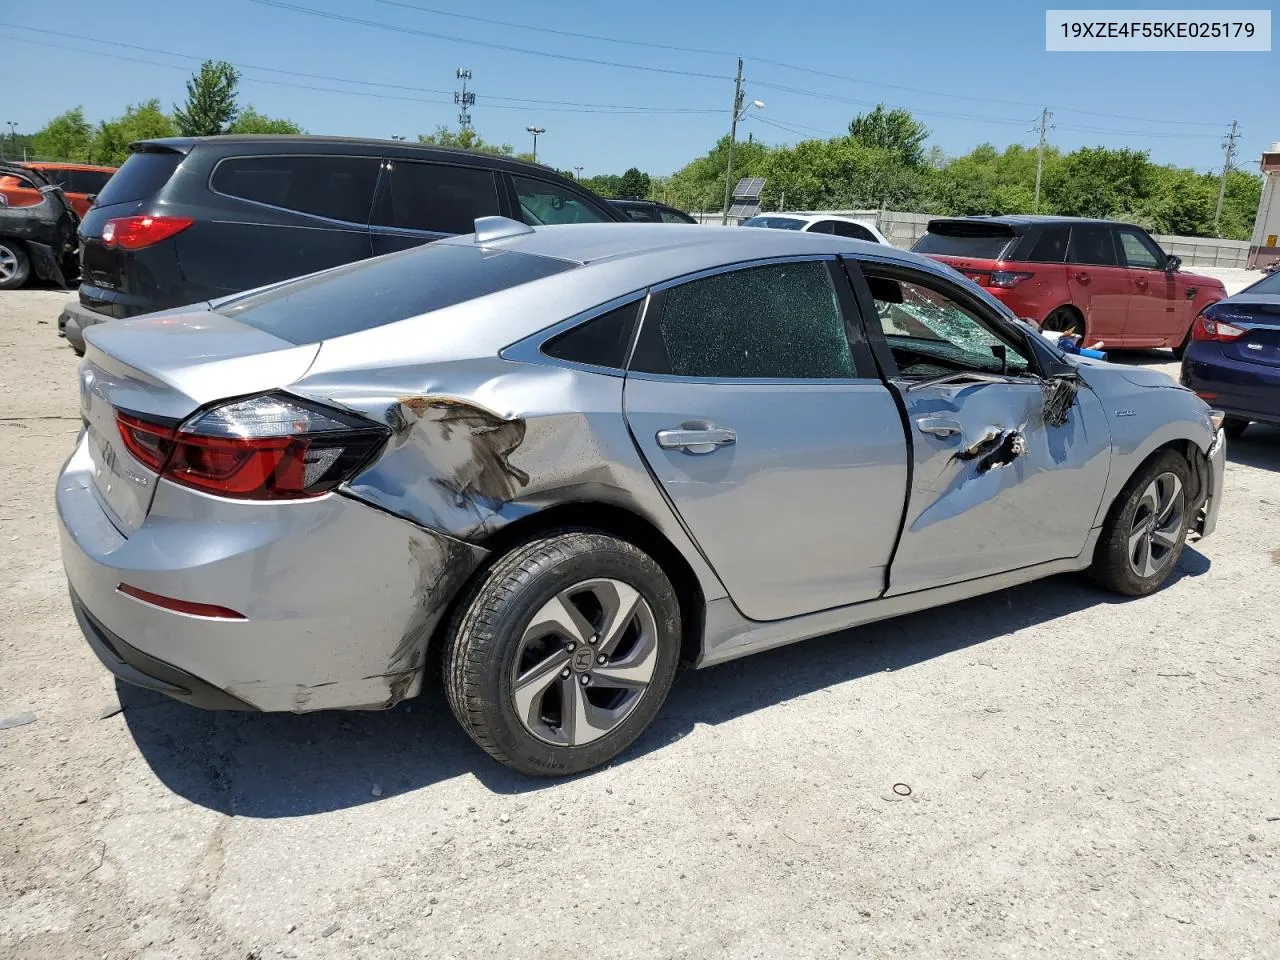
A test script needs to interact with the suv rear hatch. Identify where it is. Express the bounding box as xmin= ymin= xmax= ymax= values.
xmin=79 ymin=309 xmax=319 ymax=534
xmin=79 ymin=144 xmax=187 ymax=314
xmin=912 ymin=219 xmax=1020 ymax=282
